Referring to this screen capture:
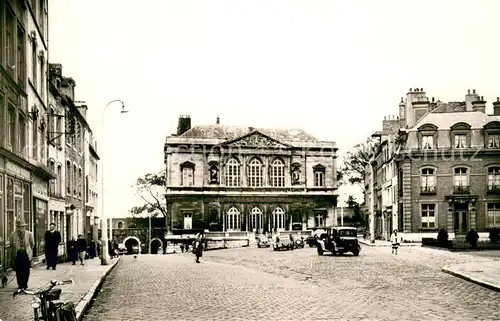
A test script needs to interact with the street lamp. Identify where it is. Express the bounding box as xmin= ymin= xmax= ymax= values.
xmin=100 ymin=99 xmax=128 ymax=265
xmin=368 ymin=158 xmax=375 ymax=243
